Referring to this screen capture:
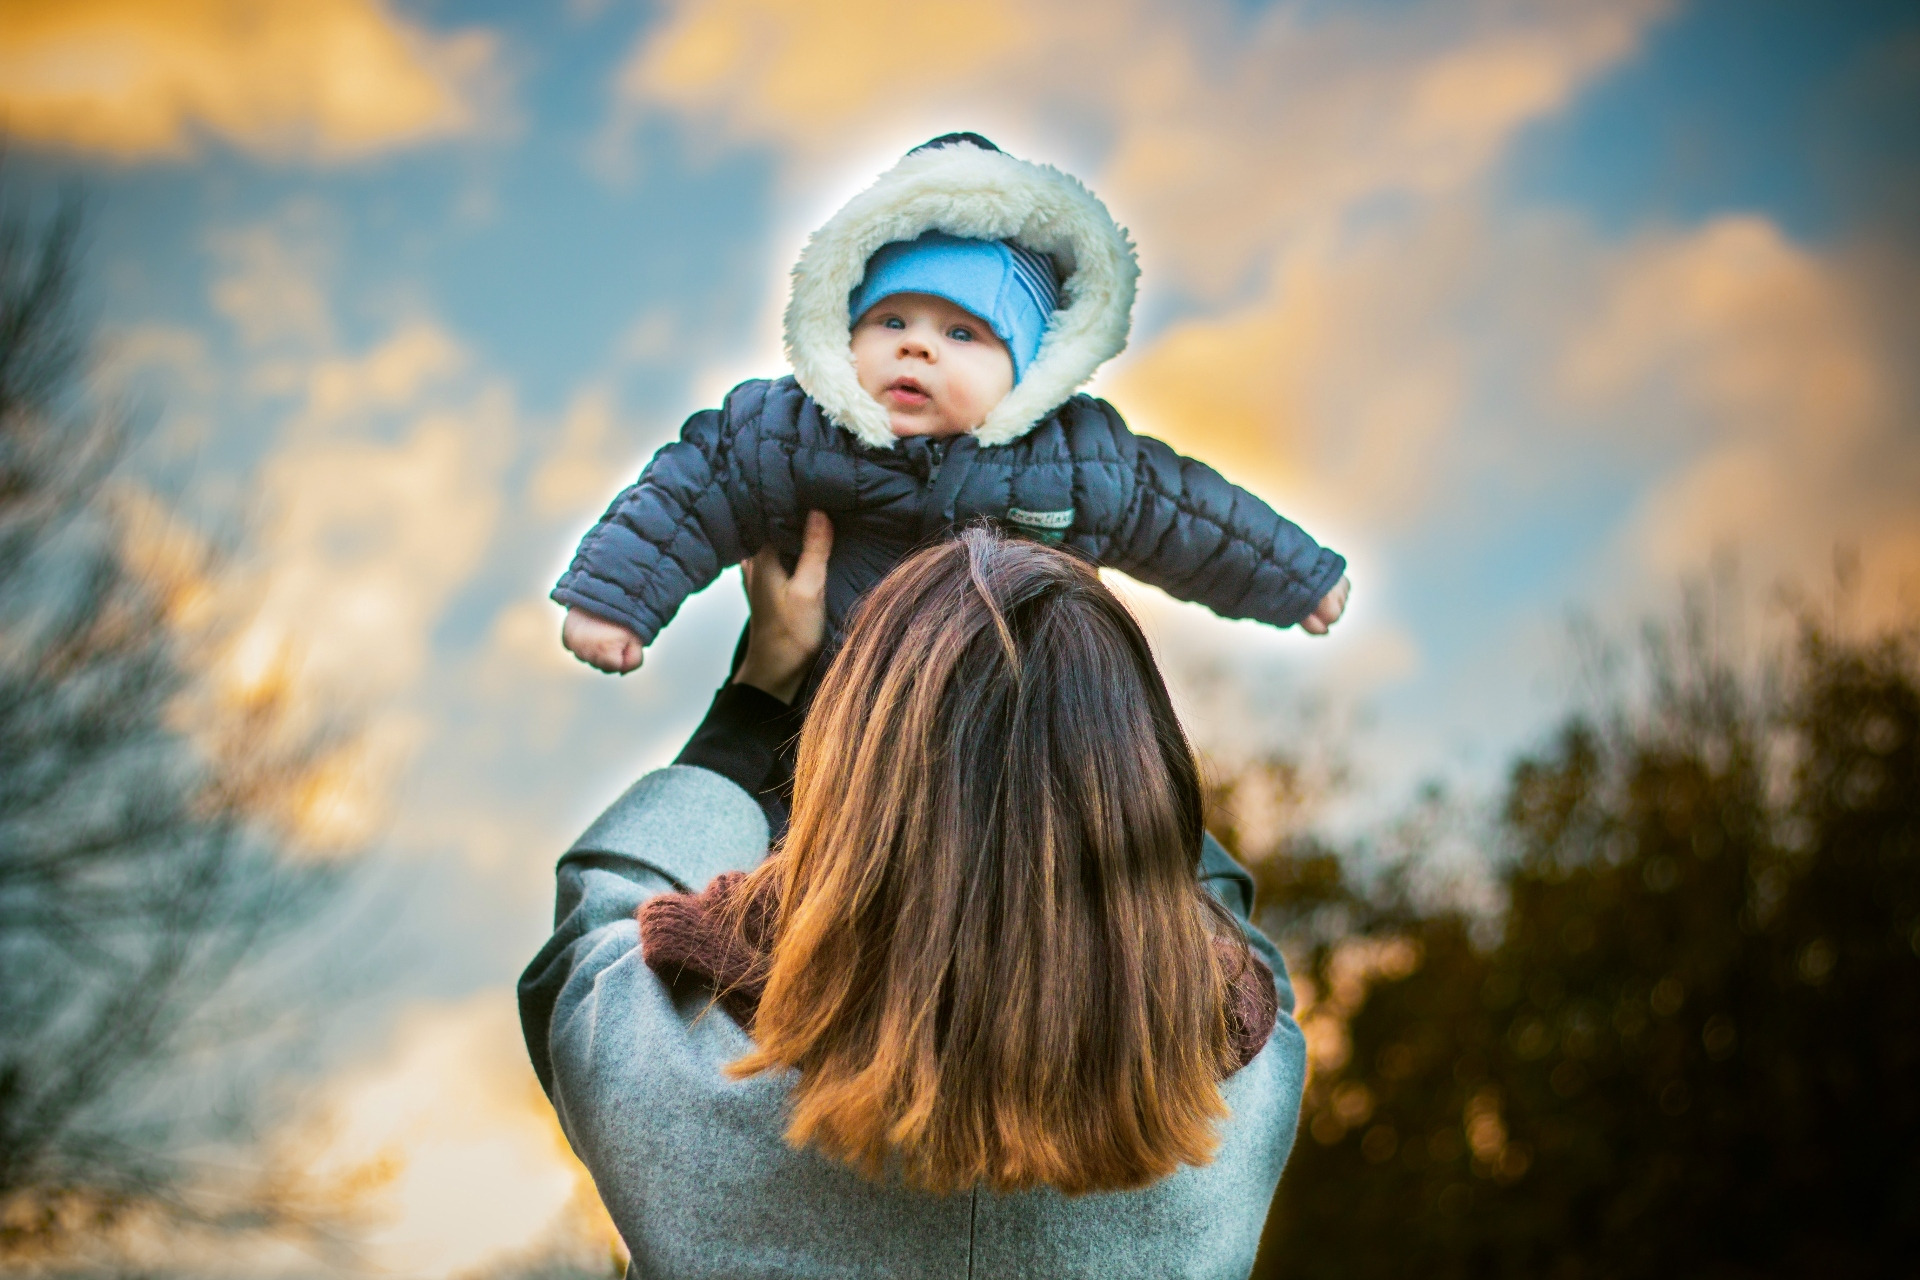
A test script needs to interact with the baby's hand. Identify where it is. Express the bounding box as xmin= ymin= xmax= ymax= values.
xmin=562 ymin=607 xmax=645 ymax=673
xmin=1300 ymin=575 xmax=1351 ymax=636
